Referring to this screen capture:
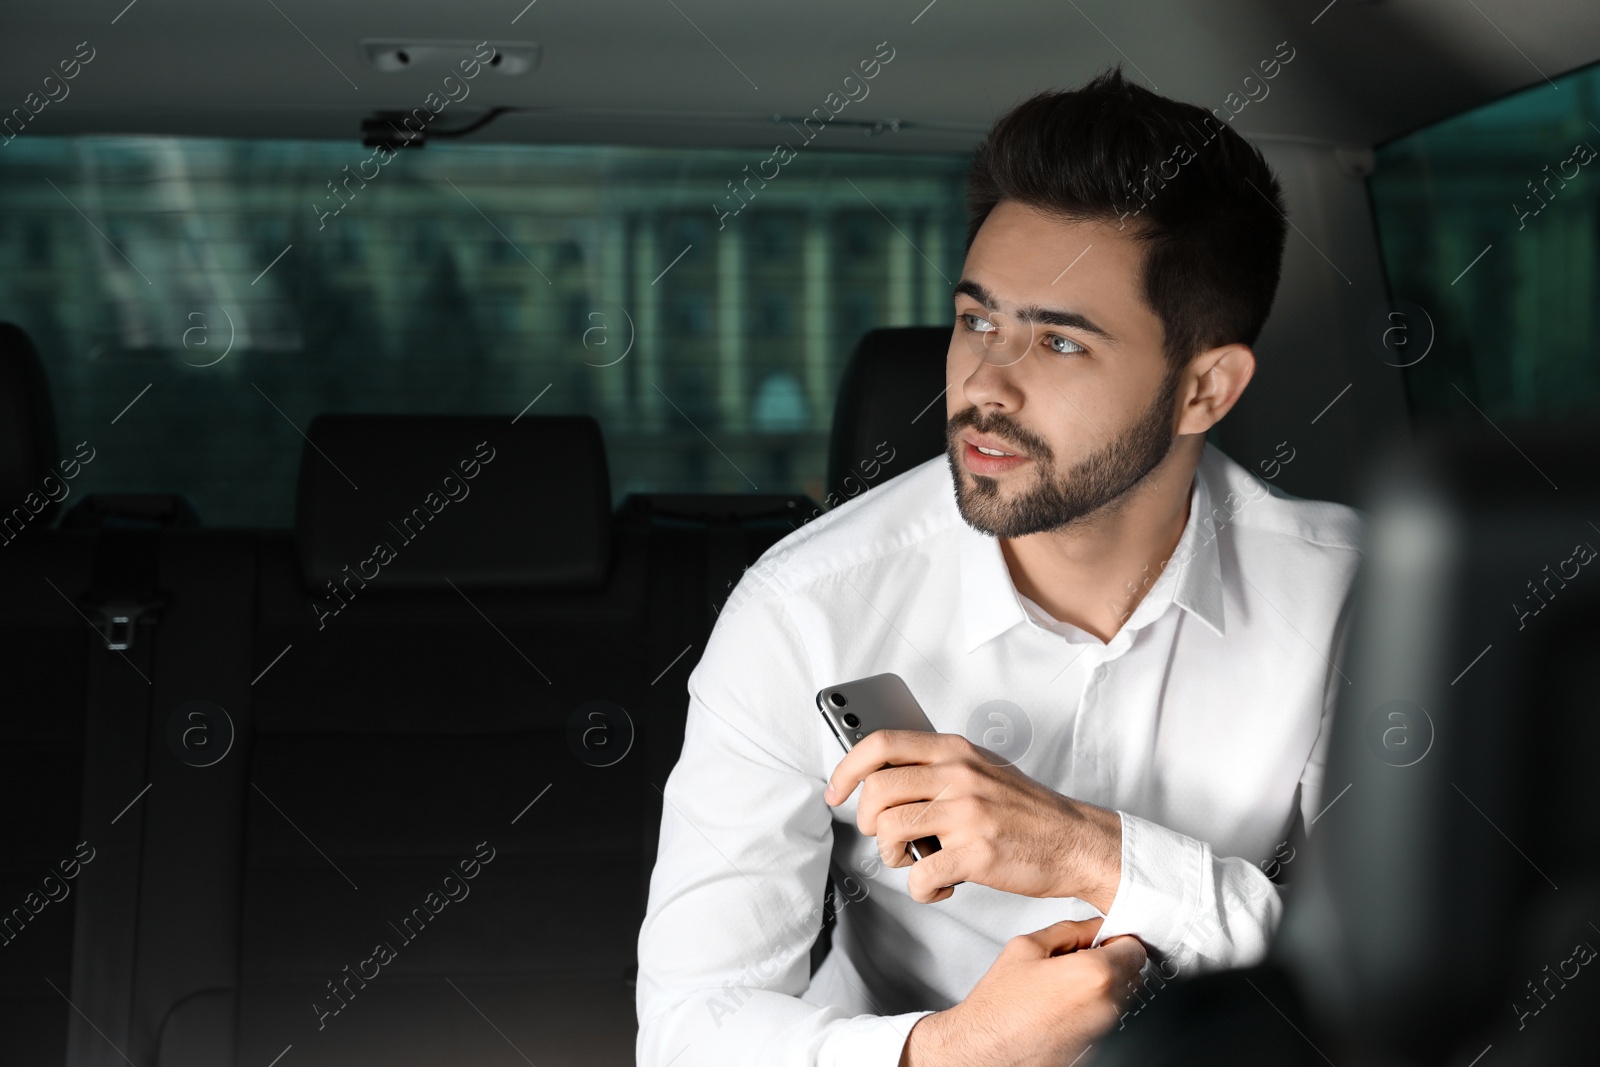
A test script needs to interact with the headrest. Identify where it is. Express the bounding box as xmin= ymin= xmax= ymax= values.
xmin=826 ymin=326 xmax=951 ymax=504
xmin=61 ymin=493 xmax=202 ymax=531
xmin=295 ymin=414 xmax=612 ymax=591
xmin=0 ymin=322 xmax=63 ymax=523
